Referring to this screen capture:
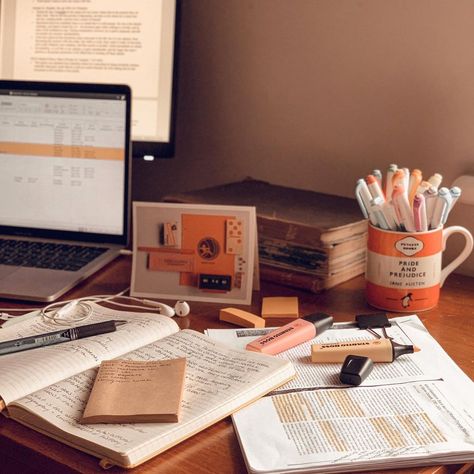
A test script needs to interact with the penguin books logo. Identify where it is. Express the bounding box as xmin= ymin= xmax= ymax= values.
xmin=197 ymin=237 xmax=220 ymax=260
xmin=395 ymin=237 xmax=424 ymax=256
